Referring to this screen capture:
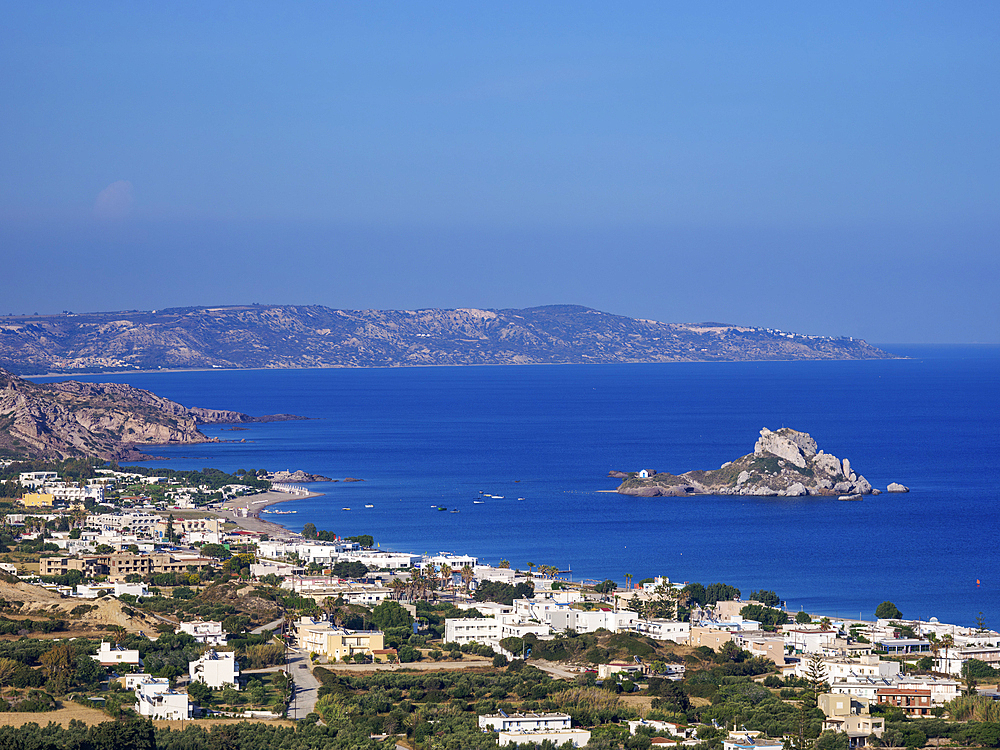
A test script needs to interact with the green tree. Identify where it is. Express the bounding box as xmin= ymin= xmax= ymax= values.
xmin=796 ymin=611 xmax=812 ymax=624
xmin=805 ymin=653 xmax=829 ymax=693
xmin=751 ymin=589 xmax=781 ymax=607
xmin=199 ymin=542 xmax=231 ymax=560
xmin=875 ymin=601 xmax=902 ymax=619
xmin=89 ymin=718 xmax=156 ymax=750
xmin=187 ymin=680 xmax=212 ymax=706
xmin=371 ymin=600 xmax=414 ymax=630
xmin=302 ymin=522 xmax=317 ymax=539
xmin=814 ymin=730 xmax=849 ymax=750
